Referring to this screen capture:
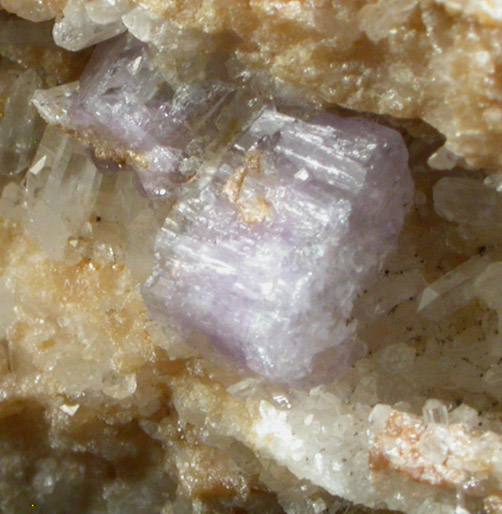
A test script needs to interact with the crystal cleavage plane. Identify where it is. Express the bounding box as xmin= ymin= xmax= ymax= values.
xmin=143 ymin=108 xmax=414 ymax=383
